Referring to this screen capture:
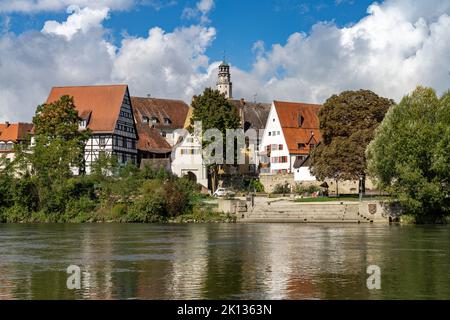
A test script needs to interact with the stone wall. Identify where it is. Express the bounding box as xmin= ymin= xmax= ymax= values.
xmin=260 ymin=173 xmax=380 ymax=195
xmin=259 ymin=173 xmax=295 ymax=193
